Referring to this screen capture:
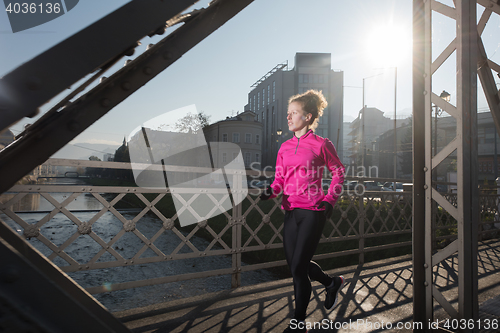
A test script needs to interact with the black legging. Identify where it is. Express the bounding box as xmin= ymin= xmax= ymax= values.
xmin=283 ymin=209 xmax=333 ymax=321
